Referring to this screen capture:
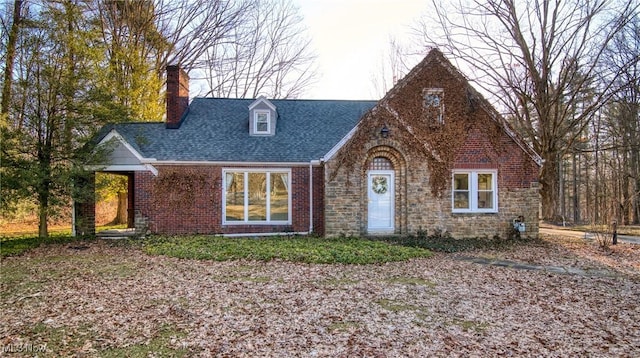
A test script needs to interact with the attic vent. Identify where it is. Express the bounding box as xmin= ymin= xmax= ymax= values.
xmin=423 ymin=88 xmax=444 ymax=124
